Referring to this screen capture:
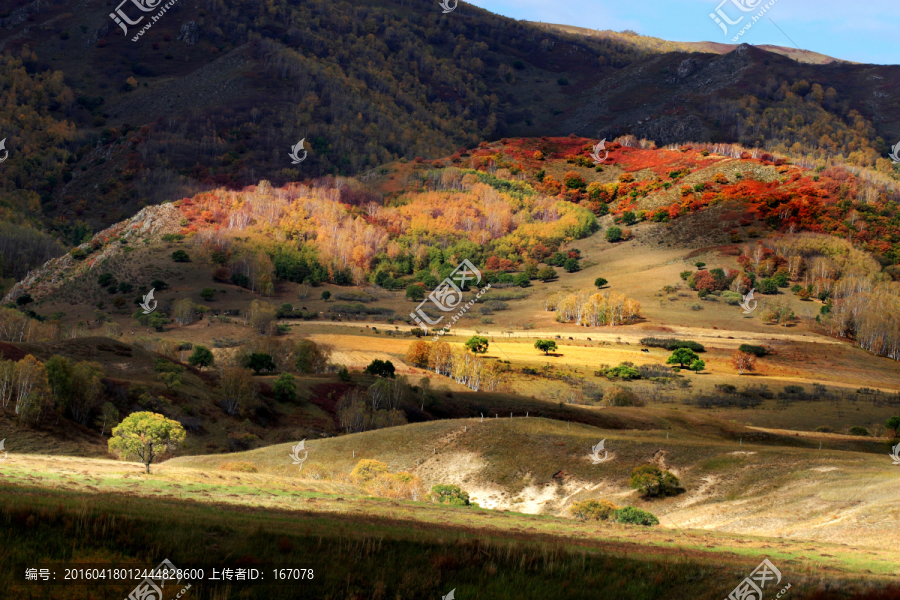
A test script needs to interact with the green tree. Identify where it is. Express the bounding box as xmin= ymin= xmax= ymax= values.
xmin=537 ymin=266 xmax=557 ymax=282
xmin=246 ymin=353 xmax=276 ymax=374
xmin=605 ymin=226 xmax=622 ymax=242
xmin=295 ymin=339 xmax=332 ymax=374
xmin=272 ymin=373 xmax=297 ymax=403
xmin=629 ymin=465 xmax=680 ymax=498
xmin=694 ymin=261 xmax=706 ymax=270
xmin=44 ymin=355 xmax=74 ymax=419
xmin=405 ymin=284 xmax=426 ymax=301
xmin=108 ymin=411 xmax=186 ymax=473
xmin=465 ymin=335 xmax=489 ymax=354
xmin=886 ymin=416 xmax=900 ymax=437
xmin=95 ymin=402 xmax=119 ymax=436
xmin=154 ymin=359 xmax=184 ymax=390
xmin=563 ymin=258 xmax=580 ymax=272
xmin=16 ymin=293 xmax=33 ymax=306
xmin=534 ymin=340 xmax=557 ymax=355
xmin=666 ymin=348 xmax=699 ymax=368
xmin=321 ymin=290 xmax=331 ymax=301
xmin=171 ymin=249 xmax=190 ymax=262
xmin=364 ymin=359 xmax=395 ymax=378
xmin=200 ymin=287 xmax=215 ymax=301
xmin=188 ymin=345 xmax=214 ymax=370
xmin=689 ymin=358 xmax=705 ymax=372
xmin=513 ymin=272 xmax=531 ymax=287
xmin=594 ymin=277 xmax=608 ymax=288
